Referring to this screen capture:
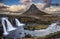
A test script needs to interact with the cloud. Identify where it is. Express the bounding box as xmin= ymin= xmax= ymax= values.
xmin=20 ymin=0 xmax=33 ymax=5
xmin=45 ymin=6 xmax=60 ymax=12
xmin=36 ymin=3 xmax=44 ymax=10
xmin=0 ymin=3 xmax=30 ymax=12
xmin=36 ymin=3 xmax=60 ymax=11
xmin=36 ymin=3 xmax=60 ymax=14
xmin=8 ymin=5 xmax=27 ymax=12
xmin=0 ymin=3 xmax=4 ymax=6
xmin=6 ymin=2 xmax=35 ymax=12
xmin=1 ymin=2 xmax=60 ymax=14
xmin=6 ymin=0 xmax=33 ymax=12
